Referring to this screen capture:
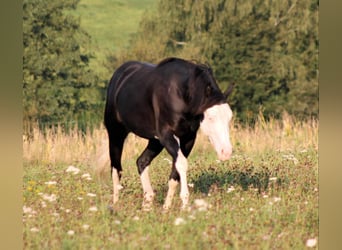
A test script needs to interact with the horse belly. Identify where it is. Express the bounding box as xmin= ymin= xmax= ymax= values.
xmin=119 ymin=107 xmax=156 ymax=139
